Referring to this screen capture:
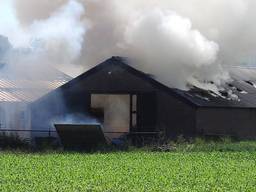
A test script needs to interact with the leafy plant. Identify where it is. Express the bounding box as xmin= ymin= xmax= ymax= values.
xmin=0 ymin=133 xmax=30 ymax=150
xmin=152 ymin=137 xmax=256 ymax=152
xmin=1 ymin=150 xmax=256 ymax=191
